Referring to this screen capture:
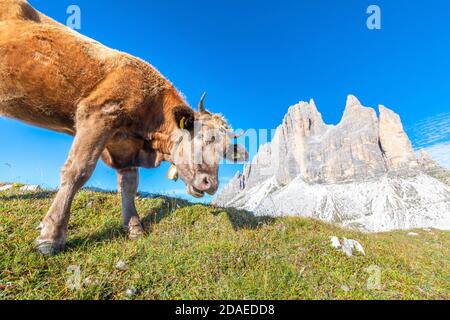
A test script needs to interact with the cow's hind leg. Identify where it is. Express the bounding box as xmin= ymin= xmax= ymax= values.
xmin=117 ymin=167 xmax=144 ymax=240
xmin=36 ymin=112 xmax=113 ymax=255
